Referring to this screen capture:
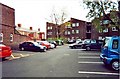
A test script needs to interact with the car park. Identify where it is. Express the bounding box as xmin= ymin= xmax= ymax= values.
xmin=81 ymin=39 xmax=103 ymax=51
xmin=19 ymin=41 xmax=47 ymax=52
xmin=0 ymin=44 xmax=12 ymax=59
xmin=69 ymin=41 xmax=82 ymax=49
xmin=100 ymin=36 xmax=120 ymax=71
xmin=37 ymin=41 xmax=51 ymax=49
